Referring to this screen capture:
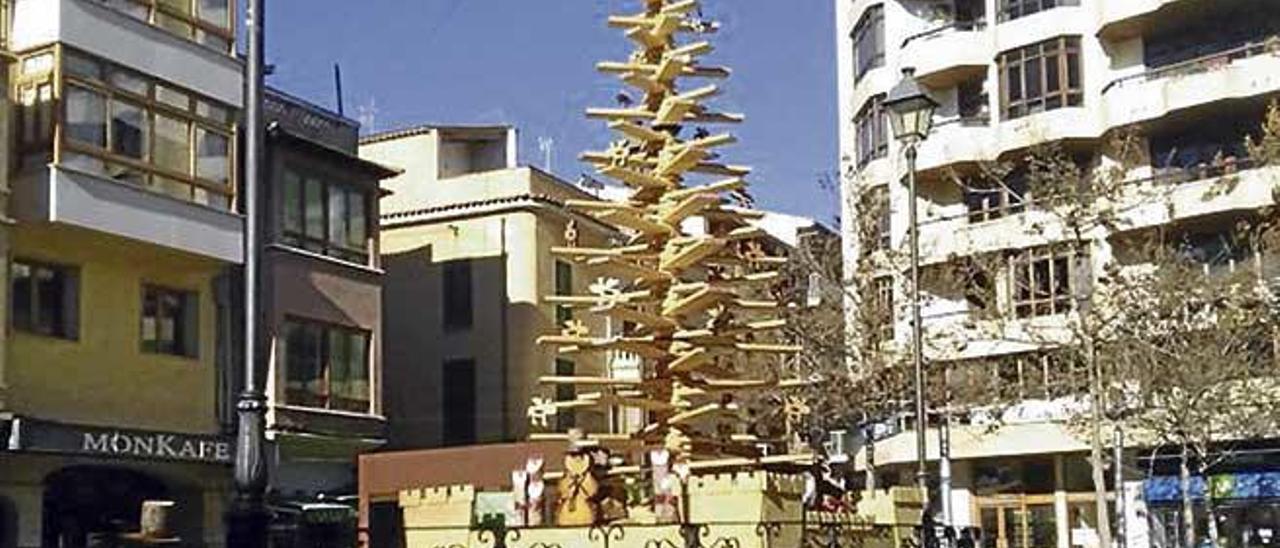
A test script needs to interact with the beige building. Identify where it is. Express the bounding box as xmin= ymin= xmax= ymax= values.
xmin=360 ymin=126 xmax=624 ymax=449
xmin=837 ymin=1 xmax=1280 ymax=547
